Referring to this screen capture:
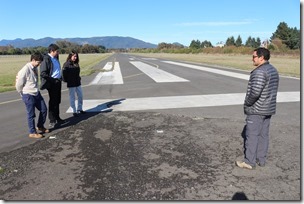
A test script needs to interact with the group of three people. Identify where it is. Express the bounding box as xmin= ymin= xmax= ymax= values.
xmin=15 ymin=44 xmax=85 ymax=139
